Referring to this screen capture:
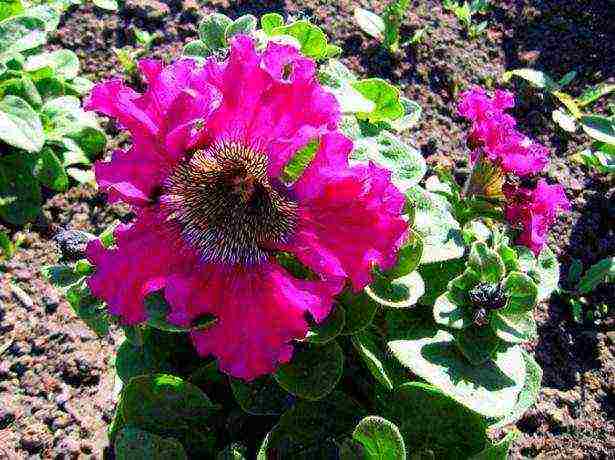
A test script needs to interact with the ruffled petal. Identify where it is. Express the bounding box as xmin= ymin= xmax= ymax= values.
xmin=86 ymin=208 xmax=197 ymax=325
xmin=164 ymin=263 xmax=342 ymax=380
xmin=203 ymin=35 xmax=340 ymax=177
xmin=283 ymin=133 xmax=408 ymax=290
